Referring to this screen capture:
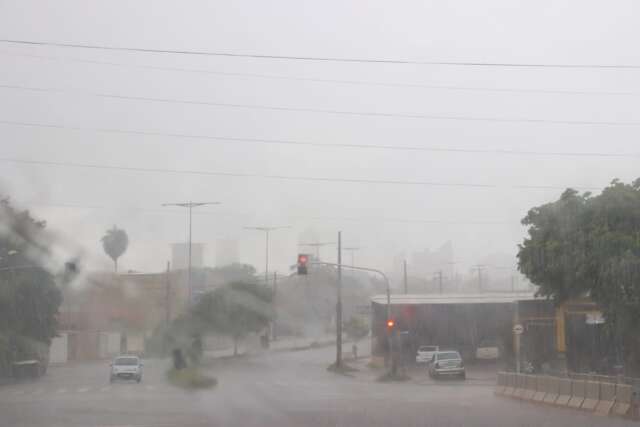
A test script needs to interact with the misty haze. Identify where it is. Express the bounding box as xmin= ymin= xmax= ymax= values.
xmin=1 ymin=1 xmax=640 ymax=426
